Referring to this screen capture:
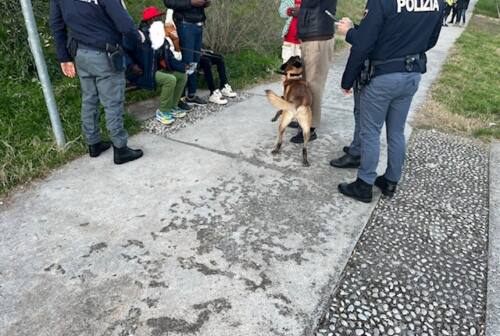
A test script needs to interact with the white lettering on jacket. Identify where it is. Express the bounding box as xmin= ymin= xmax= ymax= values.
xmin=78 ymin=0 xmax=99 ymax=5
xmin=397 ymin=0 xmax=440 ymax=13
